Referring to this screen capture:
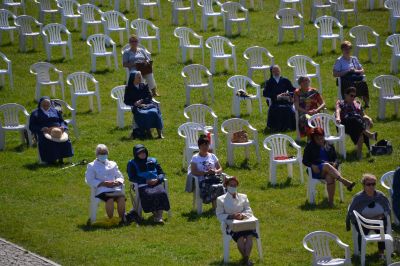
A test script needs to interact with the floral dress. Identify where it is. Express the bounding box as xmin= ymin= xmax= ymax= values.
xmin=294 ymin=88 xmax=323 ymax=137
